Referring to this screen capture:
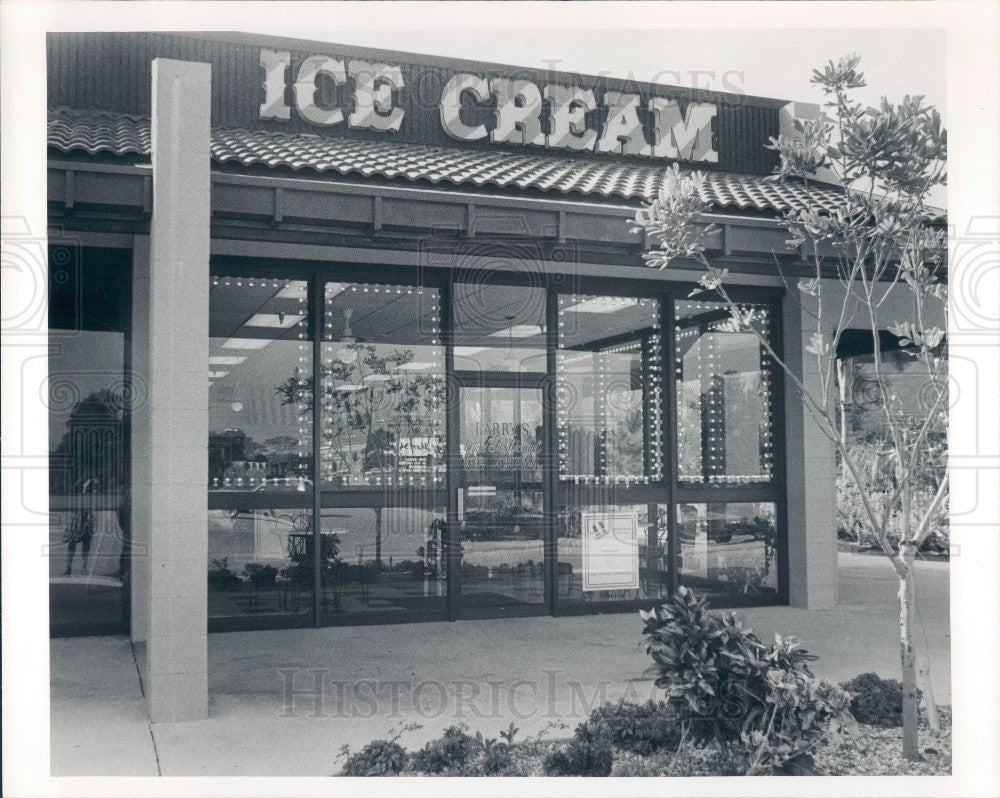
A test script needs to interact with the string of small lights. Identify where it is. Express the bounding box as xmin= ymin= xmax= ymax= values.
xmin=320 ymin=282 xmax=444 ymax=488
xmin=675 ymin=300 xmax=773 ymax=485
xmin=556 ymin=295 xmax=662 ymax=485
